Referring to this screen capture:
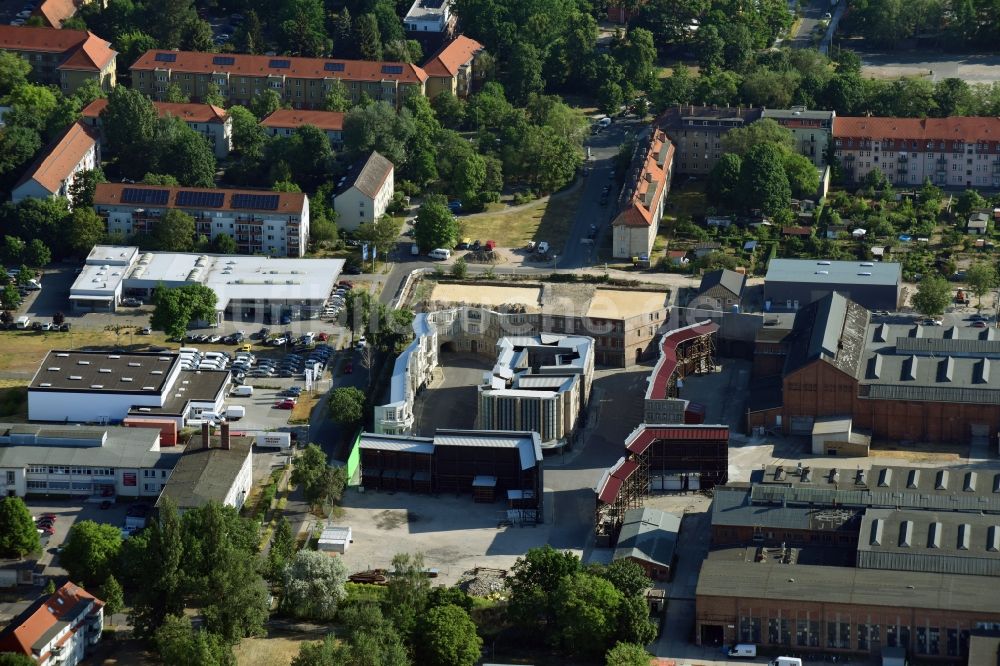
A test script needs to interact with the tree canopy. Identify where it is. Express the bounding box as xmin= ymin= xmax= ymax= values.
xmin=0 ymin=497 xmax=39 ymax=558
xmin=912 ymin=274 xmax=952 ymax=317
xmin=282 ymin=550 xmax=348 ymax=620
xmin=150 ymin=283 xmax=218 ymax=339
xmin=60 ymin=520 xmax=122 ymax=588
